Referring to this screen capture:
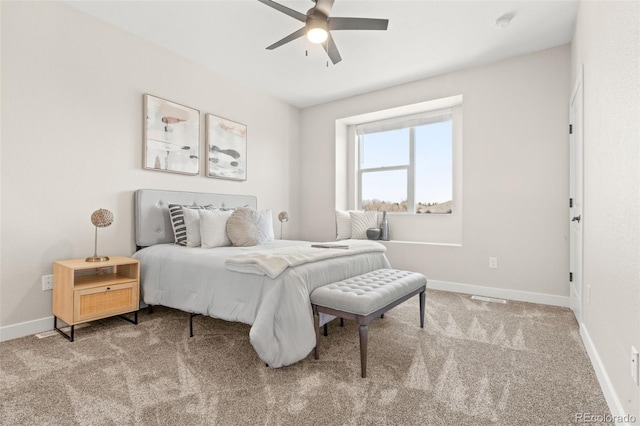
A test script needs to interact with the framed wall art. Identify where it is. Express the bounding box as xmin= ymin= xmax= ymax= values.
xmin=205 ymin=113 xmax=247 ymax=181
xmin=144 ymin=94 xmax=200 ymax=175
